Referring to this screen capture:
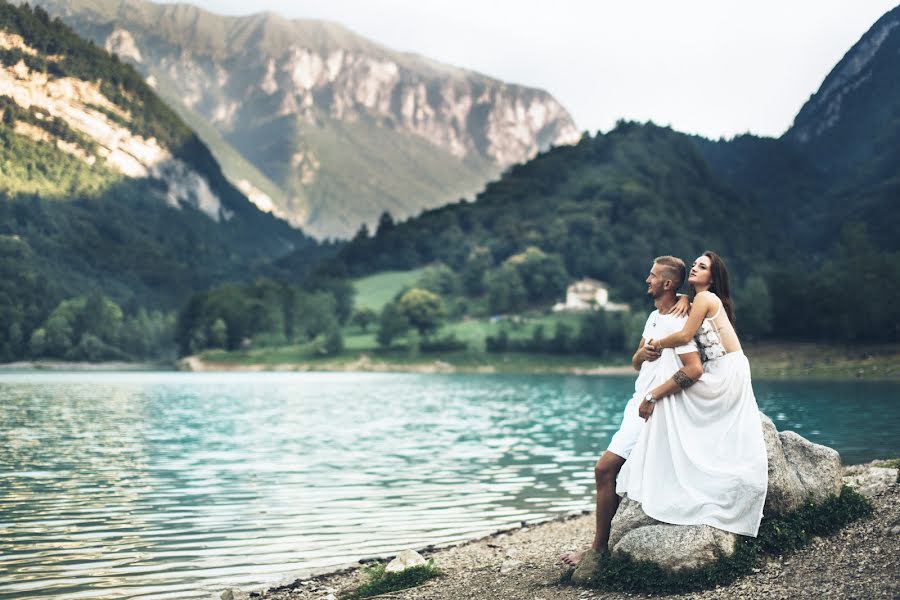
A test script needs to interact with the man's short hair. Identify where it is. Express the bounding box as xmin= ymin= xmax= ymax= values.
xmin=654 ymin=255 xmax=686 ymax=290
